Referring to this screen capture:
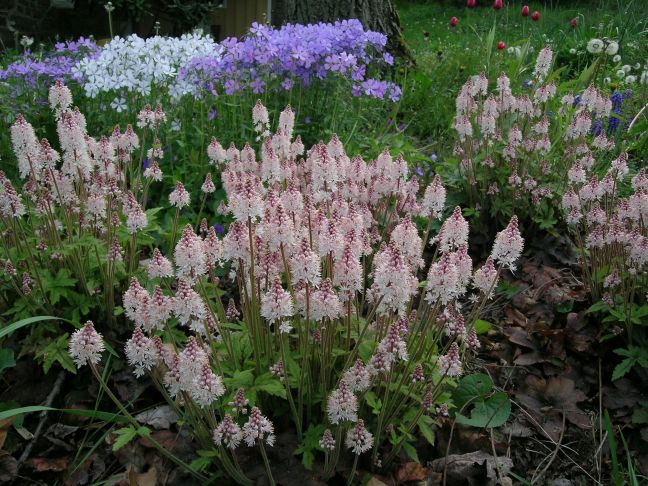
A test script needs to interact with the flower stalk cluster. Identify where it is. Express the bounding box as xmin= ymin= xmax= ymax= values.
xmin=2 ymin=90 xmax=523 ymax=483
